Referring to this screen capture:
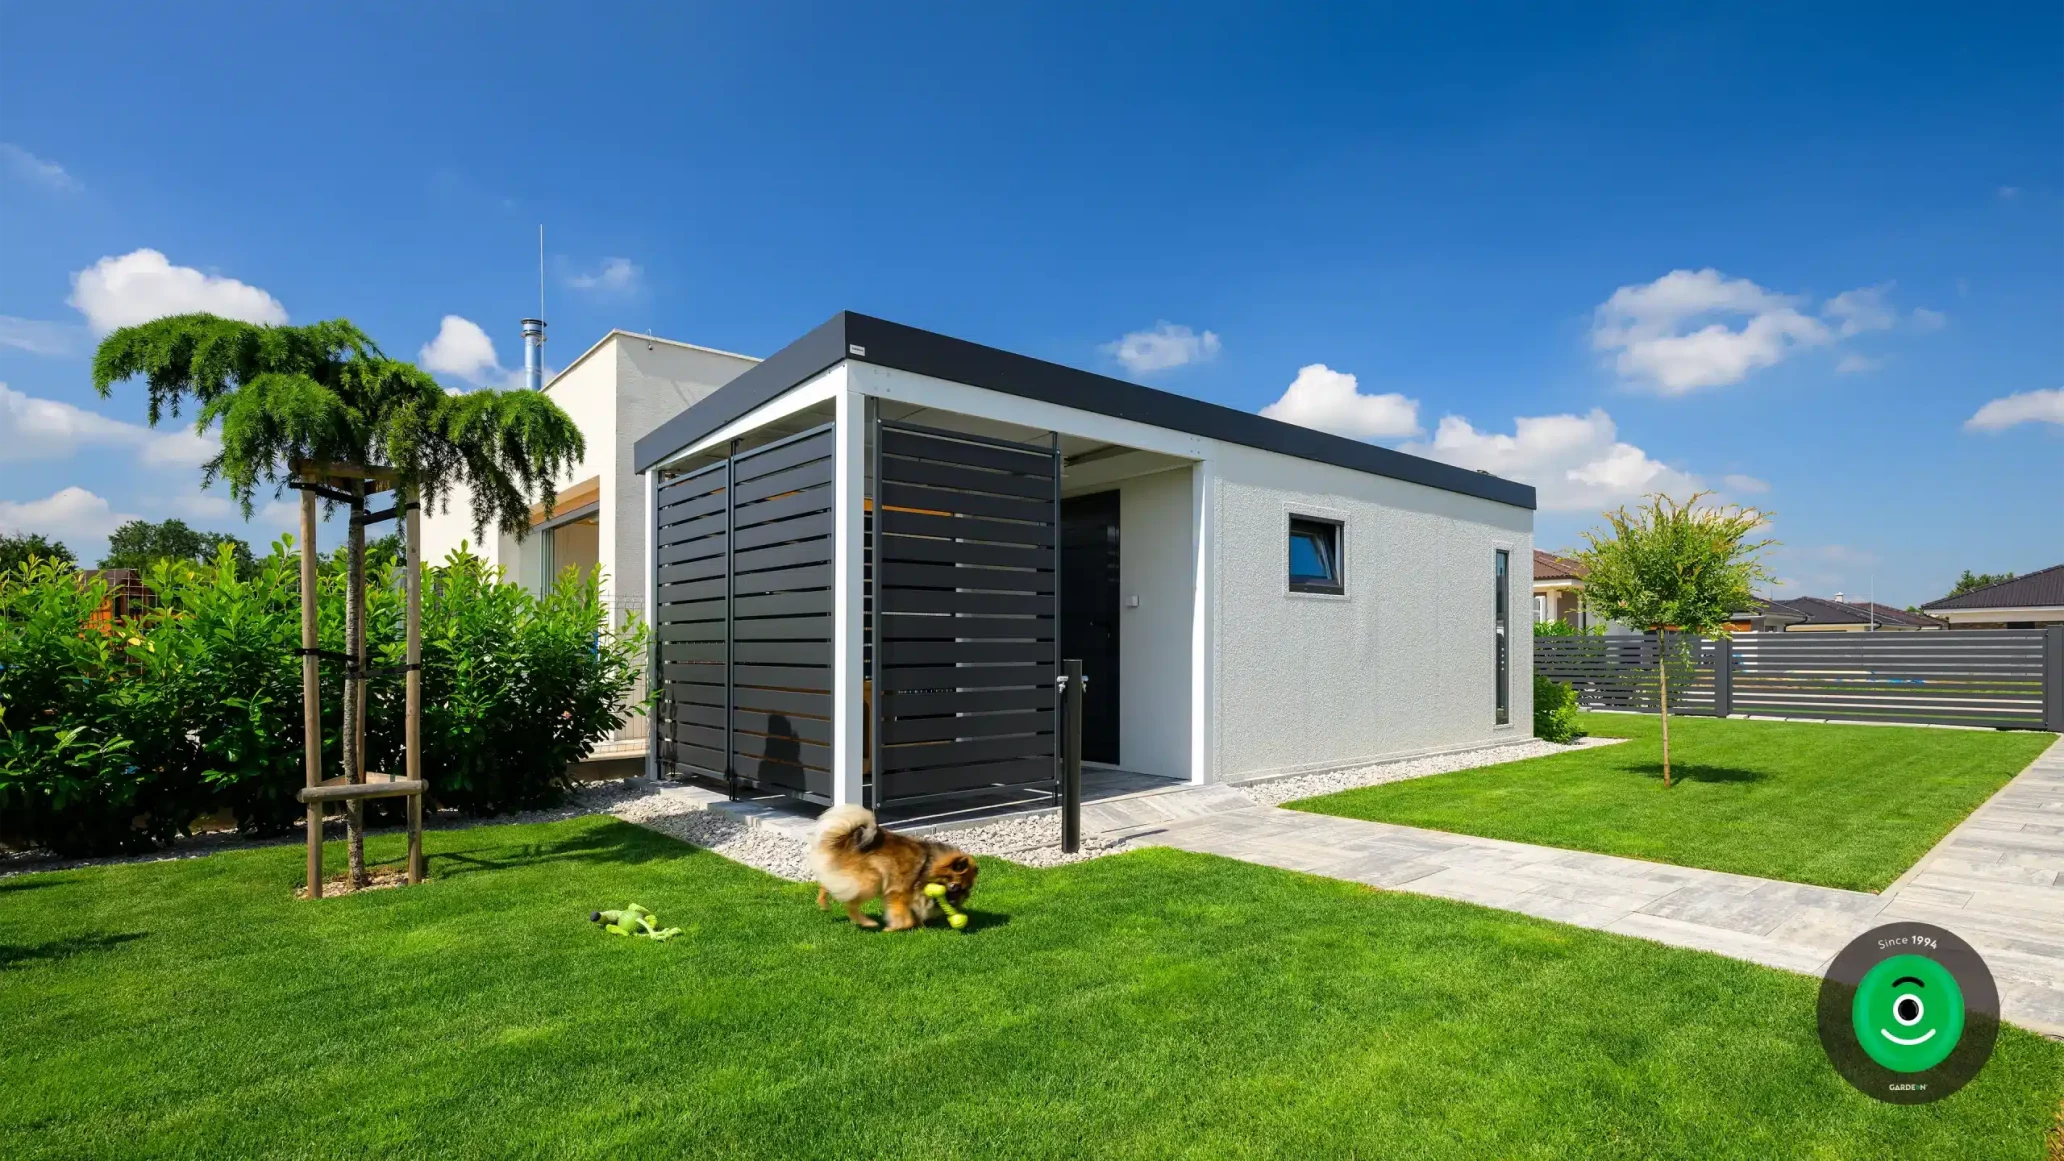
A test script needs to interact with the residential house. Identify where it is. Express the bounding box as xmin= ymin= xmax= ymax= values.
xmin=1532 ymin=551 xmax=1591 ymax=628
xmin=1740 ymin=595 xmax=1946 ymax=633
xmin=422 ymin=328 xmax=760 ymax=767
xmin=635 ymin=312 xmax=1537 ymax=813
xmin=1921 ymin=564 xmax=2064 ymax=629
